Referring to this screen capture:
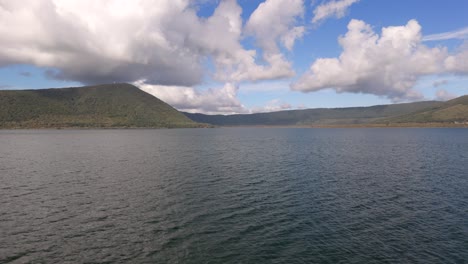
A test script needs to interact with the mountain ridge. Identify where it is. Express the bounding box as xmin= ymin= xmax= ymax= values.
xmin=184 ymin=96 xmax=468 ymax=127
